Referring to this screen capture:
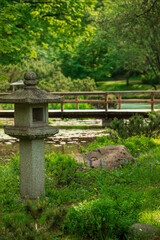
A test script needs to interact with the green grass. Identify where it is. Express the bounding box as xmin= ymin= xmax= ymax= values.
xmin=0 ymin=136 xmax=160 ymax=239
xmin=97 ymin=80 xmax=160 ymax=92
